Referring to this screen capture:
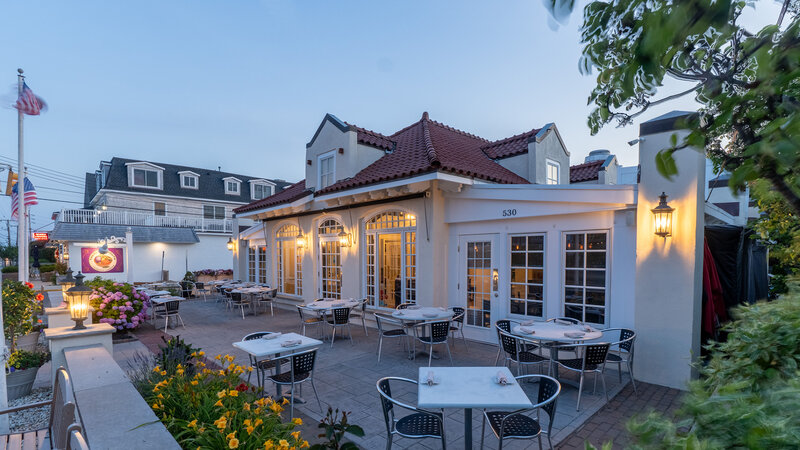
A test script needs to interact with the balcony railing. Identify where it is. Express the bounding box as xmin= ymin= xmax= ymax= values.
xmin=56 ymin=209 xmax=232 ymax=234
